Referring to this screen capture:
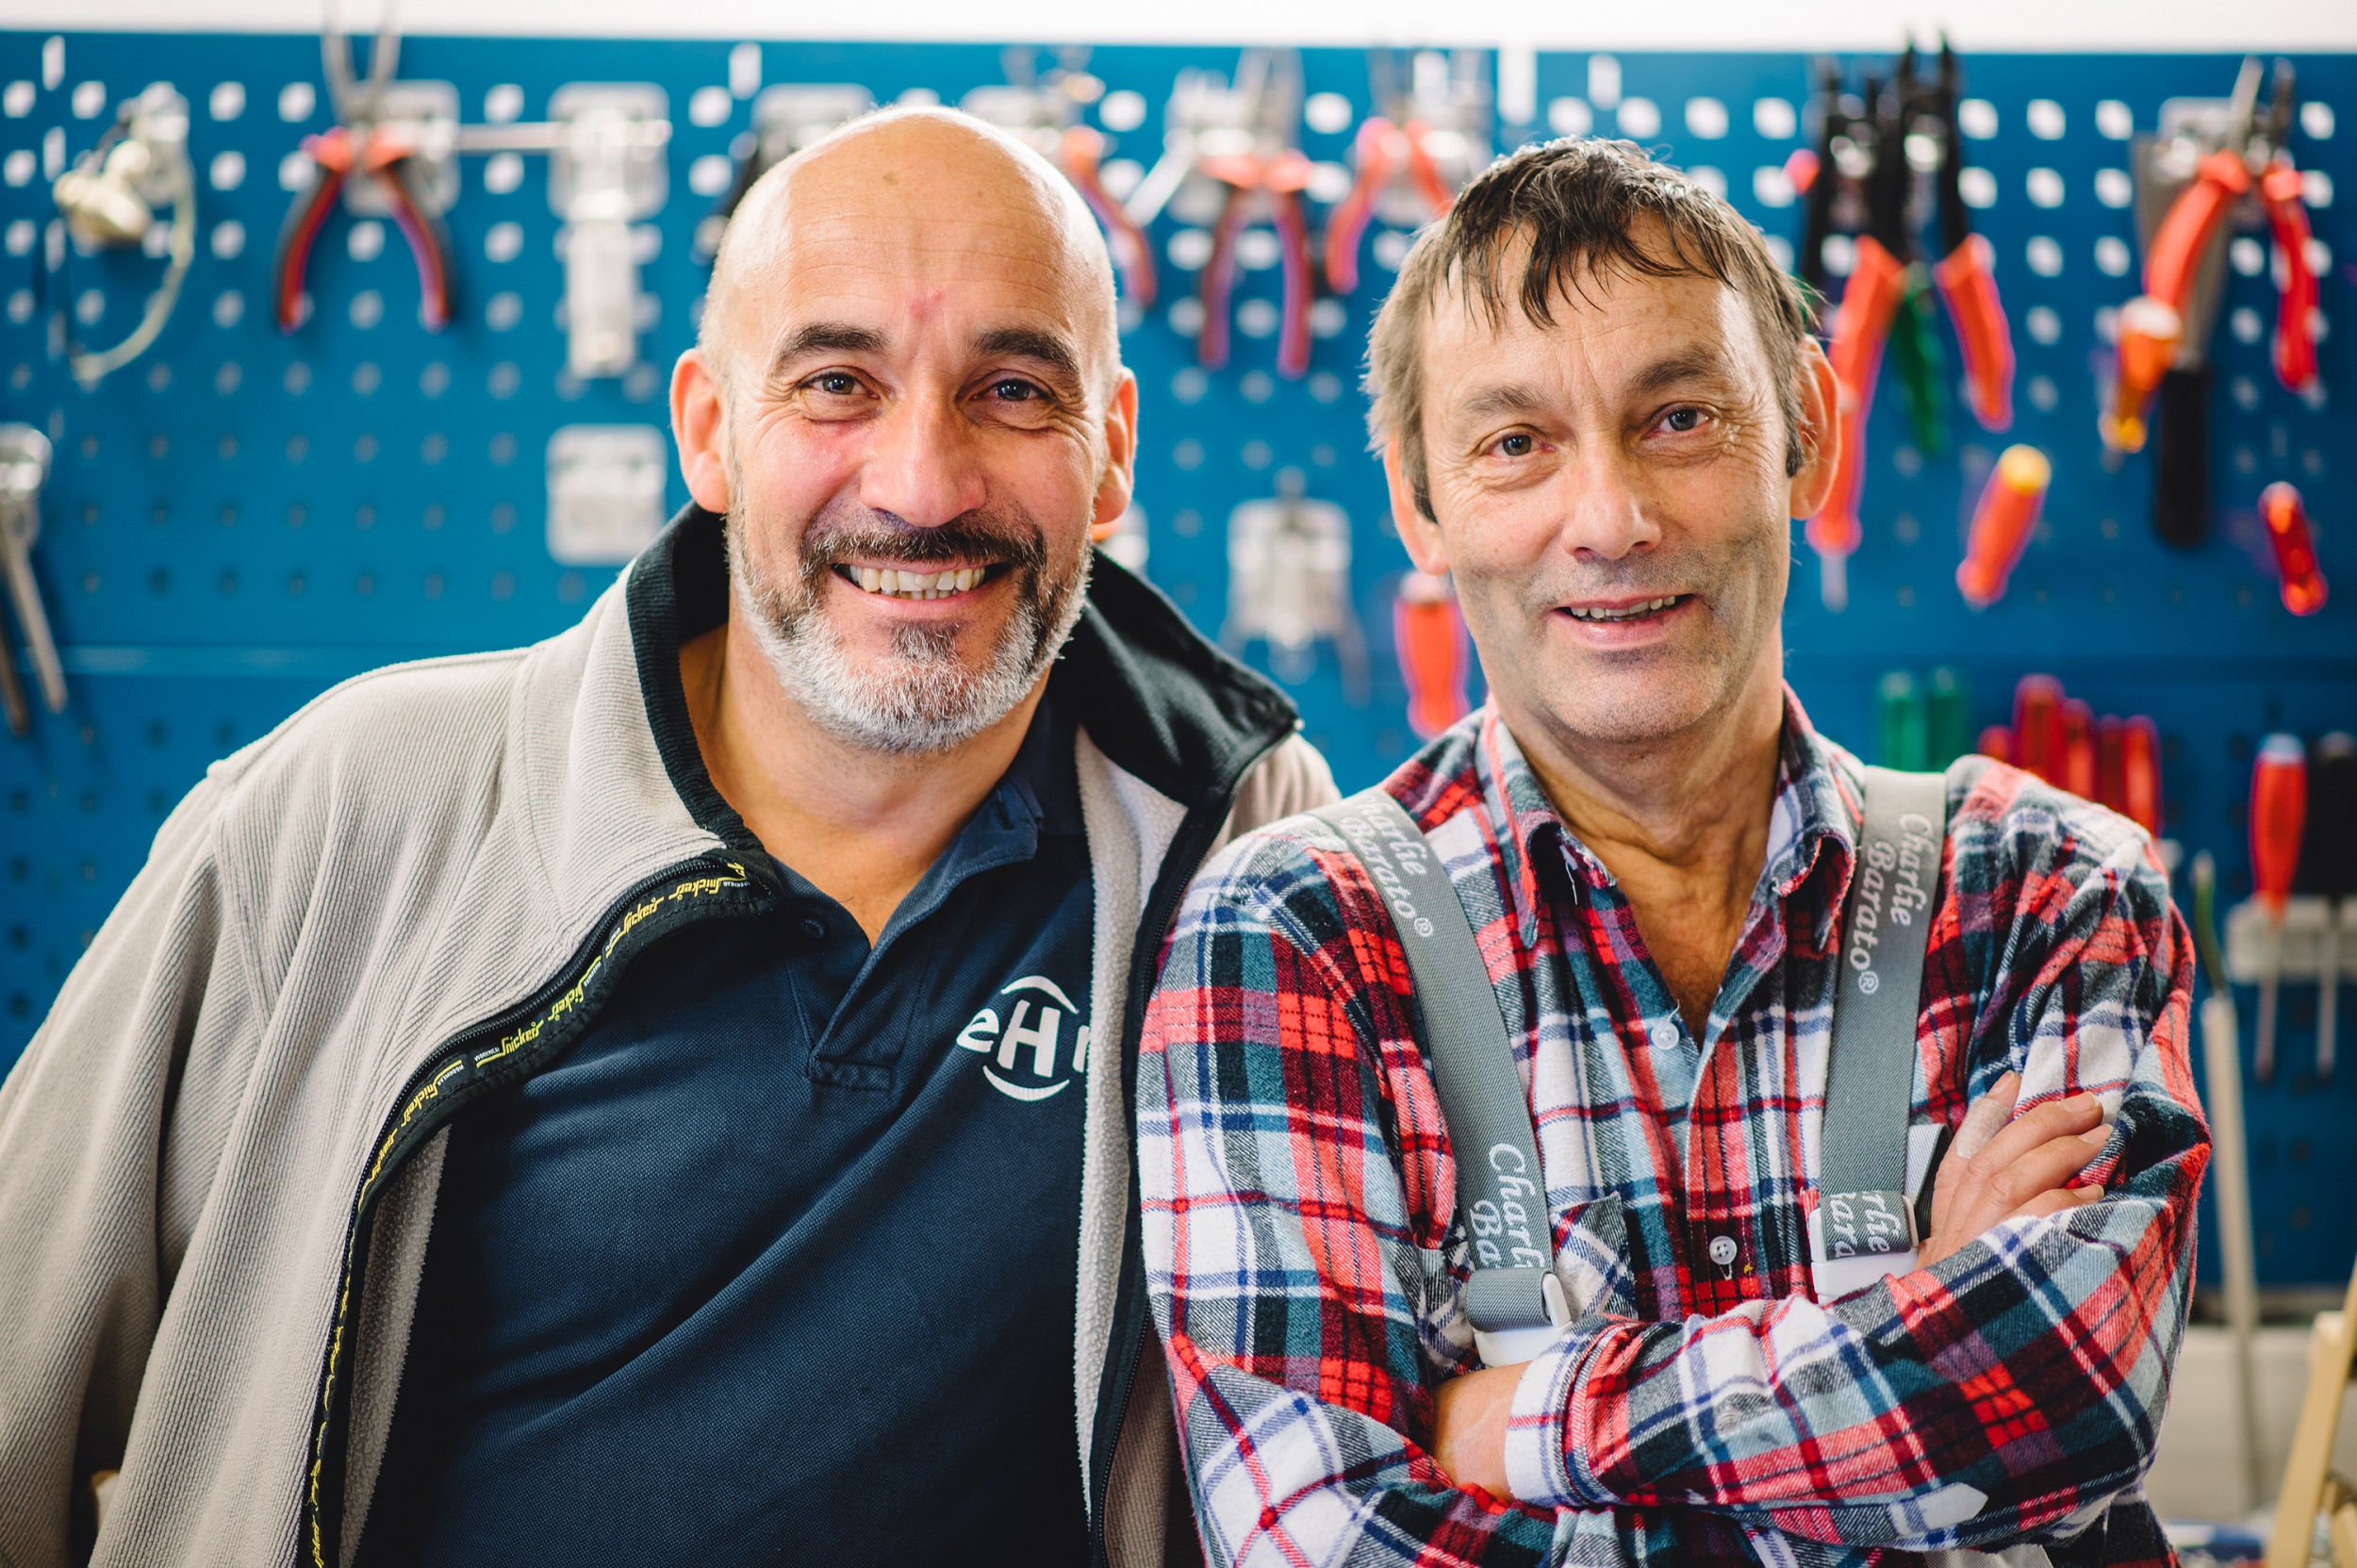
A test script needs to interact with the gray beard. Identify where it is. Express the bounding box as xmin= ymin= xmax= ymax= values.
xmin=724 ymin=503 xmax=1092 ymax=757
